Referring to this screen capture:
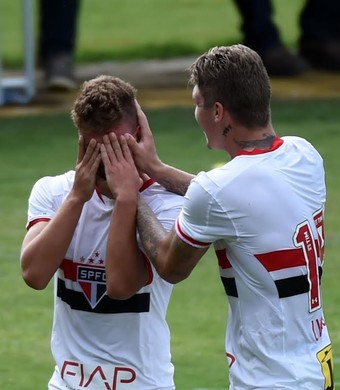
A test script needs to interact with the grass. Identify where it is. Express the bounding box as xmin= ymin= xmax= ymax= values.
xmin=0 ymin=0 xmax=306 ymax=67
xmin=1 ymin=98 xmax=340 ymax=388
